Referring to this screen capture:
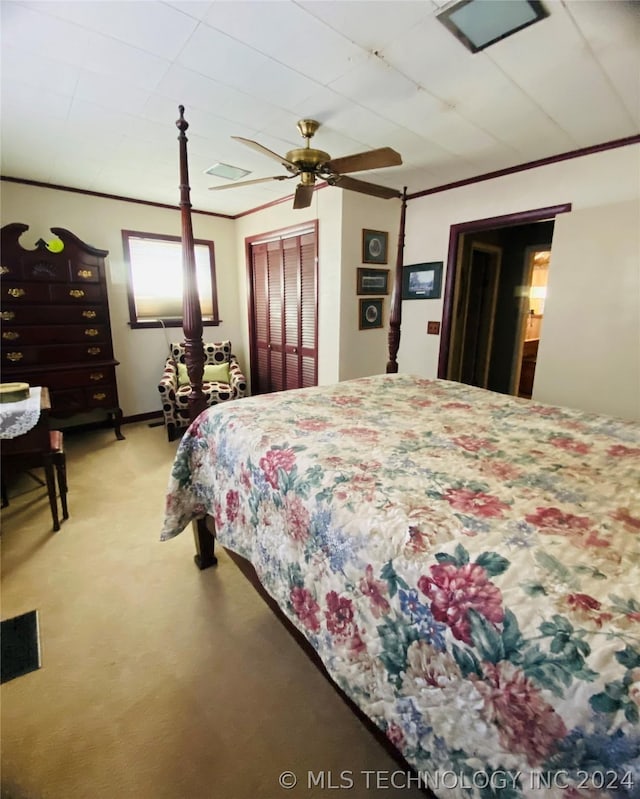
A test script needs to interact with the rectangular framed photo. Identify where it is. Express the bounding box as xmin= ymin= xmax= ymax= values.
xmin=359 ymin=298 xmax=384 ymax=330
xmin=402 ymin=262 xmax=443 ymax=300
xmin=357 ymin=267 xmax=390 ymax=295
xmin=362 ymin=229 xmax=388 ymax=264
